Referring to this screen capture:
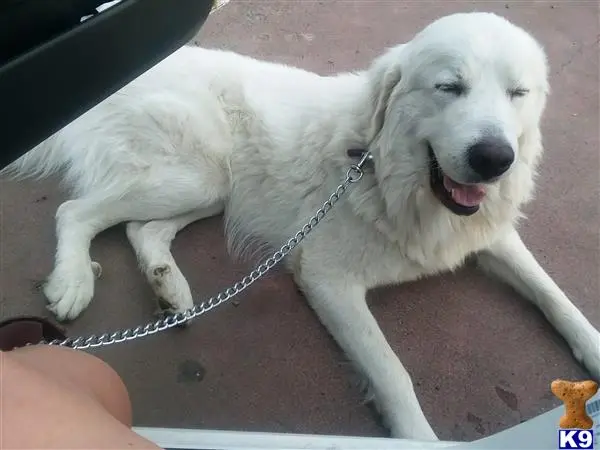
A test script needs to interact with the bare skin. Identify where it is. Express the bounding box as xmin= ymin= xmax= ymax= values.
xmin=1 ymin=345 xmax=161 ymax=449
